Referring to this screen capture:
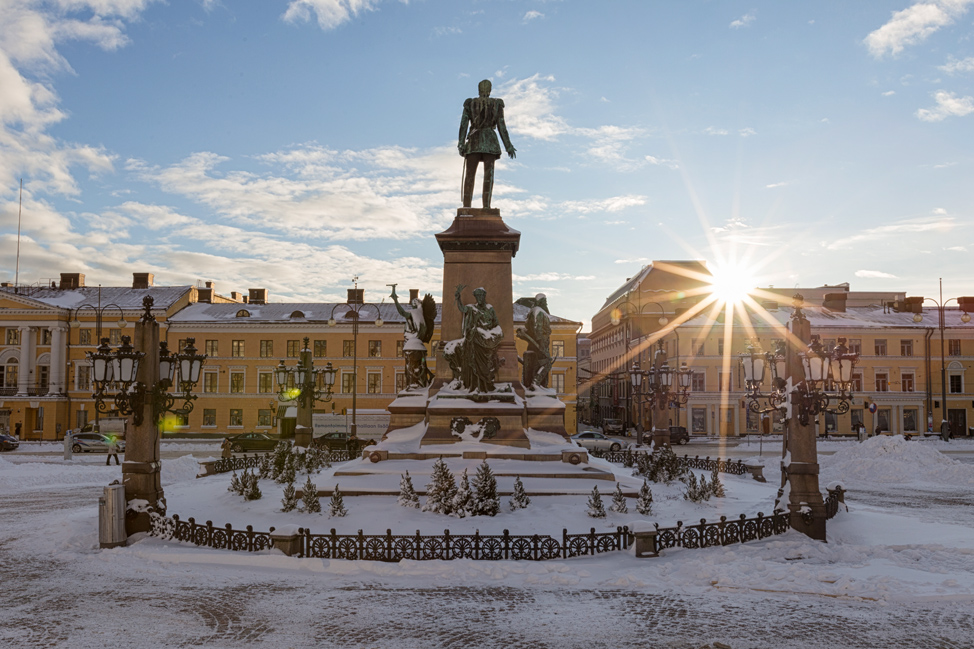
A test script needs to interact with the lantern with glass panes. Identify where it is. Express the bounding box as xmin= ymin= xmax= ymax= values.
xmin=630 ymin=340 xmax=693 ymax=411
xmin=87 ymin=297 xmax=206 ymax=426
xmin=275 ymin=337 xmax=337 ymax=407
xmin=739 ymin=339 xmax=788 ymax=415
xmin=791 ymin=335 xmax=859 ymax=426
